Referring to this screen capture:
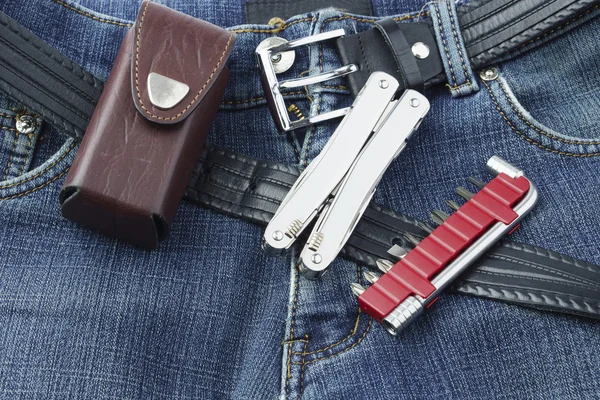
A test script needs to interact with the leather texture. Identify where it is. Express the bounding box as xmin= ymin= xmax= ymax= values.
xmin=336 ymin=21 xmax=443 ymax=96
xmin=0 ymin=11 xmax=103 ymax=139
xmin=459 ymin=0 xmax=599 ymax=68
xmin=132 ymin=2 xmax=234 ymax=124
xmin=335 ymin=0 xmax=595 ymax=95
xmin=0 ymin=4 xmax=599 ymax=317
xmin=188 ymin=144 xmax=600 ymax=320
xmin=60 ymin=2 xmax=235 ymax=249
